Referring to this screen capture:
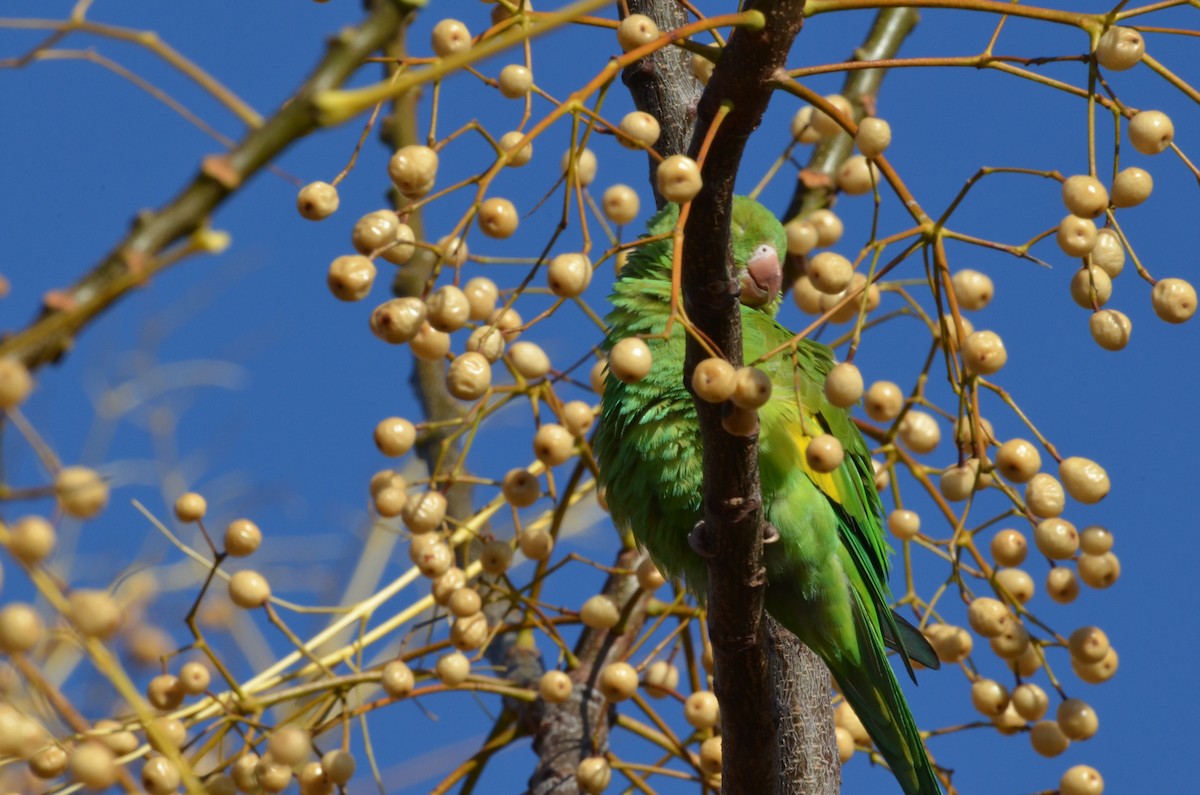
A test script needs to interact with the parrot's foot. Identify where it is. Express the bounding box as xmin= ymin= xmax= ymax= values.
xmin=762 ymin=523 xmax=780 ymax=544
xmin=688 ymin=521 xmax=717 ymax=558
